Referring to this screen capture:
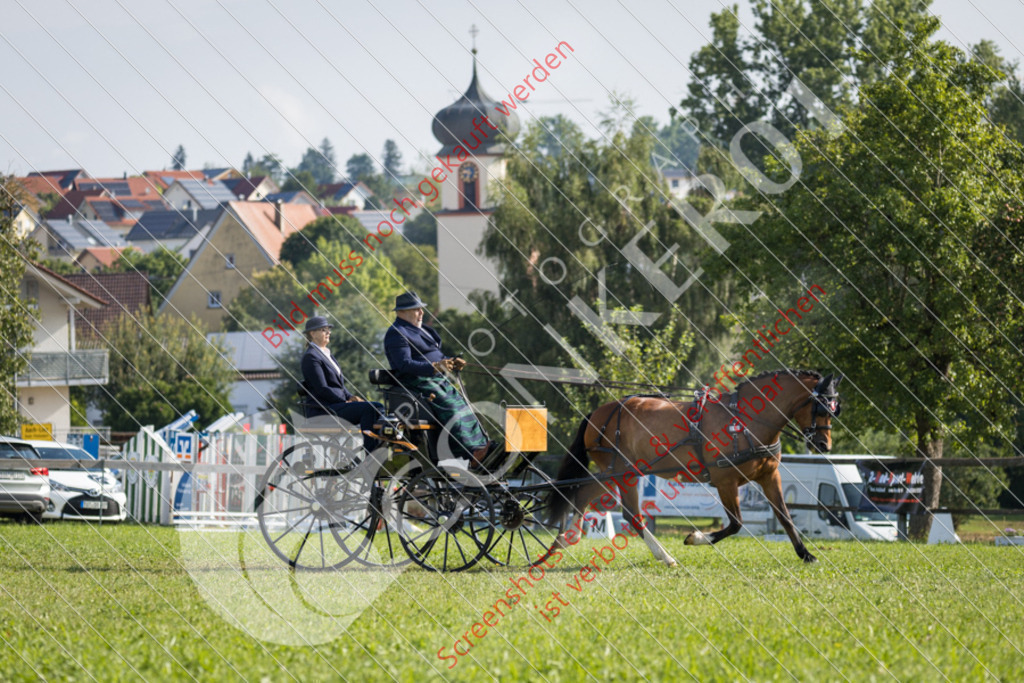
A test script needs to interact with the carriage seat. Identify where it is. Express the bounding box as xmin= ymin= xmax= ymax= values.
xmin=367 ymin=369 xmax=435 ymax=427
